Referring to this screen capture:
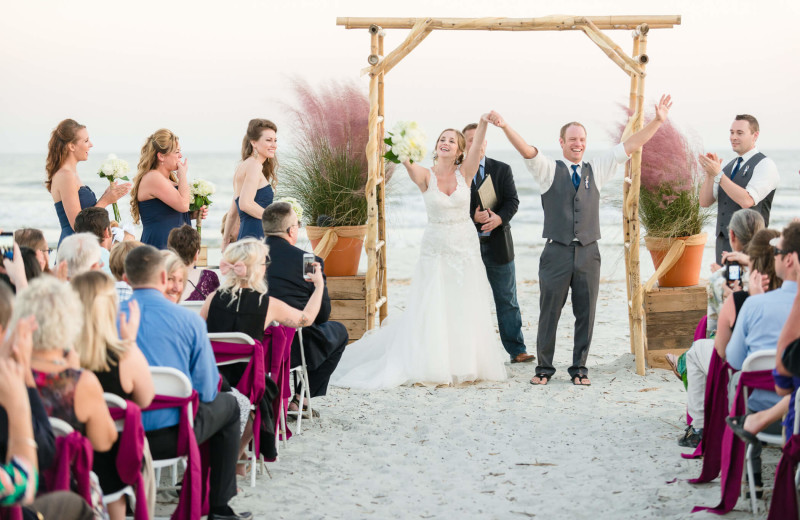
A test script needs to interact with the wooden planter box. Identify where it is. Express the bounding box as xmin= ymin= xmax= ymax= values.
xmin=327 ymin=275 xmax=366 ymax=343
xmin=643 ymin=283 xmax=706 ymax=370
